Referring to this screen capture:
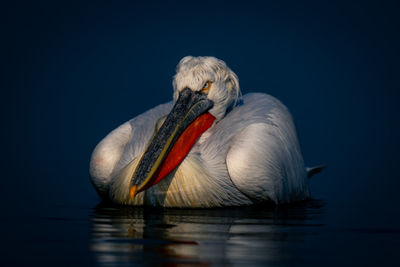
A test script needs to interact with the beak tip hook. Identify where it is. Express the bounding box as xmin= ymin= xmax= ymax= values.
xmin=129 ymin=185 xmax=137 ymax=200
